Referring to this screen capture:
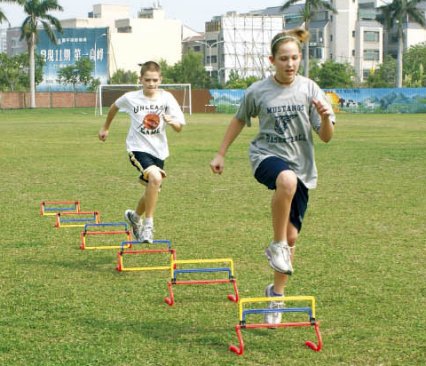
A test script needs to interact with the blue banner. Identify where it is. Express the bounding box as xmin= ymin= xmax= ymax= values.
xmin=37 ymin=28 xmax=108 ymax=91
